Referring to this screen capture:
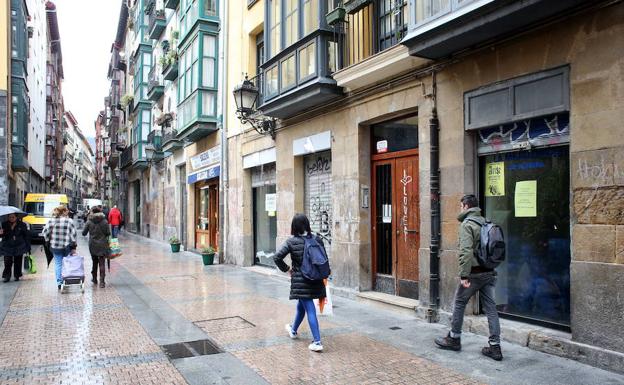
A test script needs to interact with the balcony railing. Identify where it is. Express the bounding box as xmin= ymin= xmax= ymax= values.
xmin=147 ymin=130 xmax=163 ymax=151
xmin=148 ymin=8 xmax=166 ymax=40
xmin=120 ymin=146 xmax=133 ymax=169
xmin=332 ymin=0 xmax=407 ymax=71
xmin=147 ymin=65 xmax=165 ymax=101
xmin=164 ymin=0 xmax=179 ymax=9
